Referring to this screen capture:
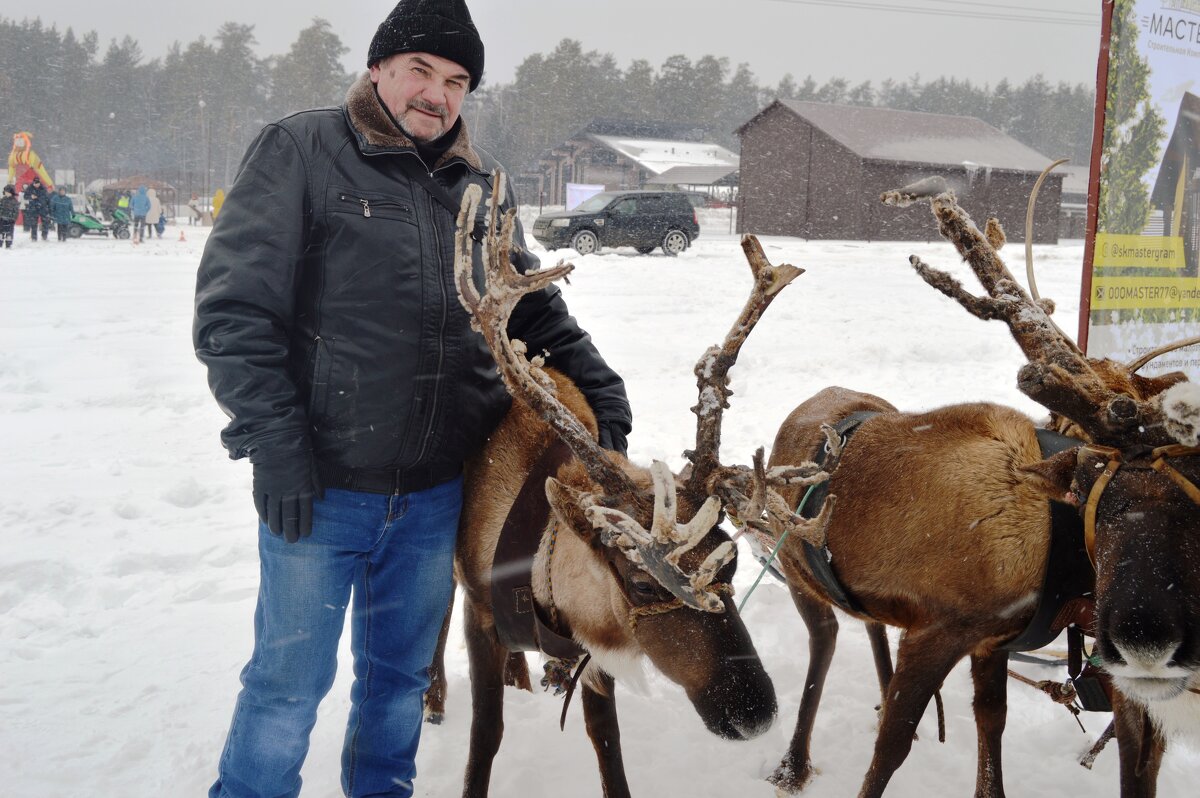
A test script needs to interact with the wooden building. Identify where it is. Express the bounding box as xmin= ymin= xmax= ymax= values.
xmin=735 ymin=100 xmax=1063 ymax=243
xmin=525 ymin=118 xmax=738 ymax=206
